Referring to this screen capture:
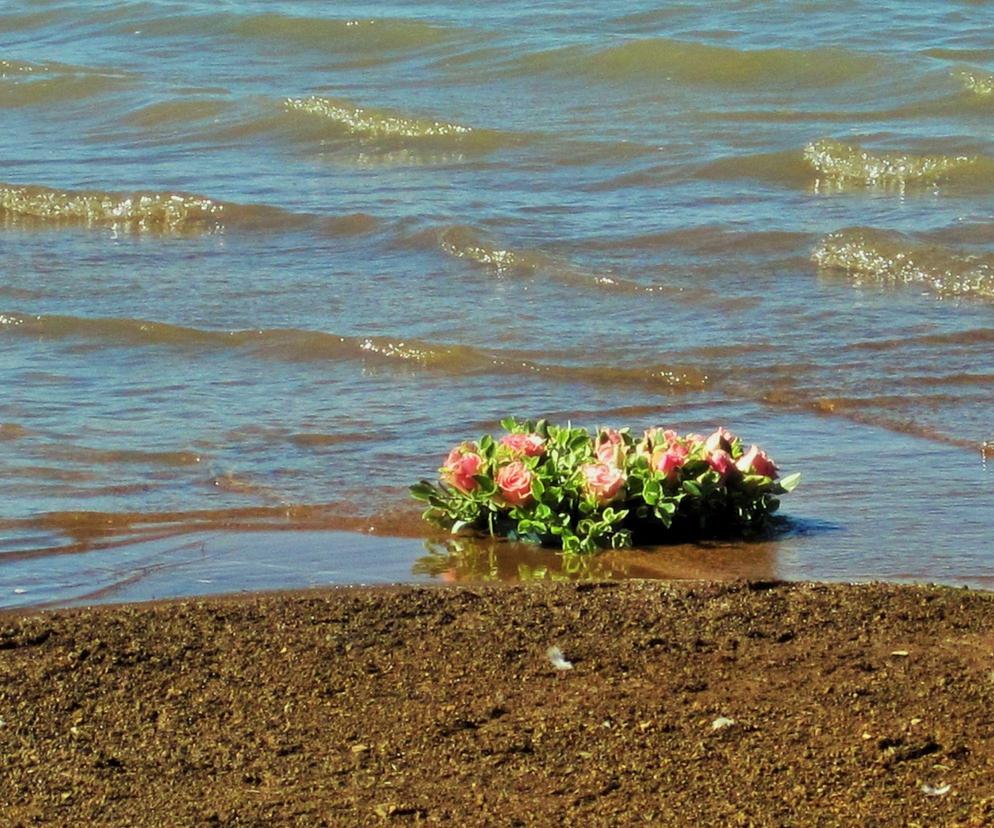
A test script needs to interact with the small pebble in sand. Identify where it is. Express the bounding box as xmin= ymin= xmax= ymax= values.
xmin=547 ymin=646 xmax=573 ymax=670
